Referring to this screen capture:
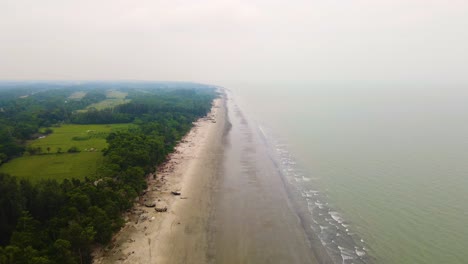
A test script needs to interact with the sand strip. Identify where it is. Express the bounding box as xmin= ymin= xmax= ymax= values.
xmin=93 ymin=95 xmax=227 ymax=264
